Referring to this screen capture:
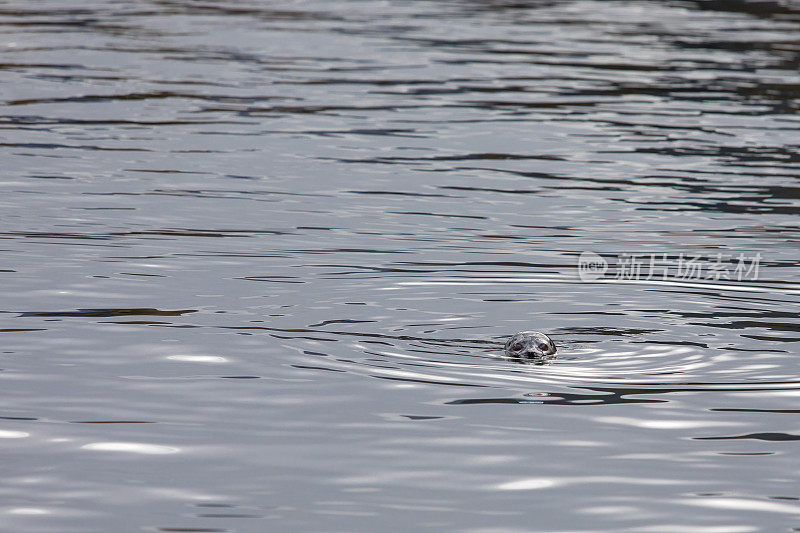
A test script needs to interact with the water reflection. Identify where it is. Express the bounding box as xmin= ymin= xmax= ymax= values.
xmin=81 ymin=442 xmax=180 ymax=454
xmin=18 ymin=308 xmax=197 ymax=317
xmin=3 ymin=0 xmax=800 ymax=531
